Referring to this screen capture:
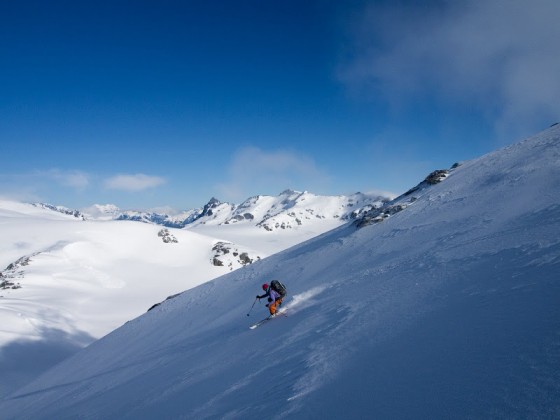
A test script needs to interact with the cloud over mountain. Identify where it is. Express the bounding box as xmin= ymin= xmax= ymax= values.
xmin=216 ymin=147 xmax=331 ymax=202
xmin=341 ymin=0 xmax=560 ymax=138
xmin=104 ymin=174 xmax=166 ymax=192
